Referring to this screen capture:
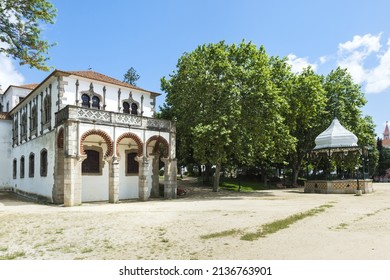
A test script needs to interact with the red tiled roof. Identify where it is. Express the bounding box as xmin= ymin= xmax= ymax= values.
xmin=61 ymin=70 xmax=151 ymax=92
xmin=20 ymin=84 xmax=39 ymax=90
xmin=0 ymin=112 xmax=10 ymax=120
